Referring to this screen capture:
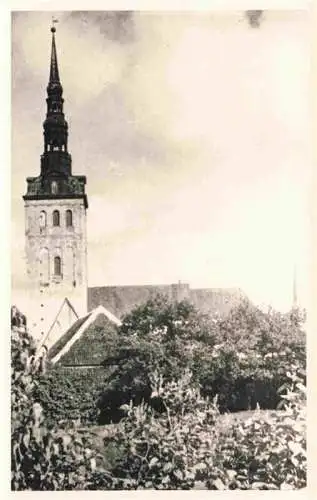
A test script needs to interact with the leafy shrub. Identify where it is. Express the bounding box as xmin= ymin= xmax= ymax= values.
xmin=106 ymin=370 xmax=220 ymax=489
xmin=208 ymin=369 xmax=306 ymax=489
xmin=11 ymin=310 xmax=306 ymax=490
xmin=35 ymin=296 xmax=306 ymax=425
xmin=99 ymin=296 xmax=306 ymax=415
xmin=196 ymin=303 xmax=306 ymax=412
xmin=11 ymin=321 xmax=106 ymax=490
xmin=57 ymin=322 xmax=119 ymax=366
xmin=101 ymin=369 xmax=306 ymax=490
xmin=33 ymin=366 xmax=113 ymax=427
